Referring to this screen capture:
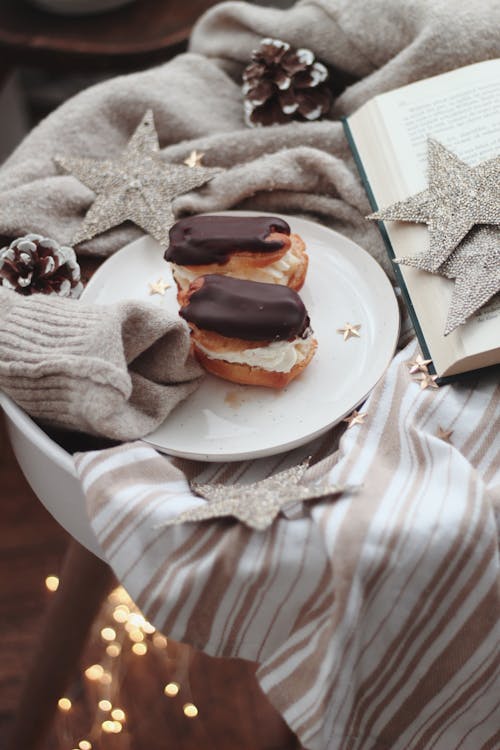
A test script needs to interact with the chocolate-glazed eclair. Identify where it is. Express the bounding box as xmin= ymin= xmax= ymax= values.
xmin=165 ymin=215 xmax=308 ymax=293
xmin=179 ymin=274 xmax=317 ymax=388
